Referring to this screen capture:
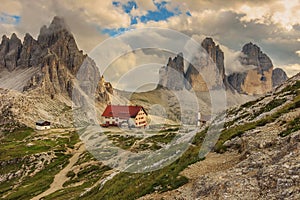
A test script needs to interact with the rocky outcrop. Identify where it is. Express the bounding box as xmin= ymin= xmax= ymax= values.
xmin=0 ymin=16 xmax=112 ymax=102
xmin=0 ymin=33 xmax=22 ymax=71
xmin=227 ymin=72 xmax=247 ymax=93
xmin=185 ymin=37 xmax=226 ymax=91
xmin=37 ymin=16 xmax=84 ymax=75
xmin=159 ymin=38 xmax=226 ymax=92
xmin=240 ymin=42 xmax=273 ymax=71
xmin=17 ymin=33 xmax=42 ymax=68
xmin=272 ymin=68 xmax=288 ymax=88
xmin=158 ymin=53 xmax=185 ymax=90
xmin=201 ymin=37 xmax=225 ymax=82
xmin=228 ymin=42 xmax=288 ymax=95
xmin=185 ymin=64 xmax=209 ymax=91
xmin=158 ymin=40 xmax=288 ymax=95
